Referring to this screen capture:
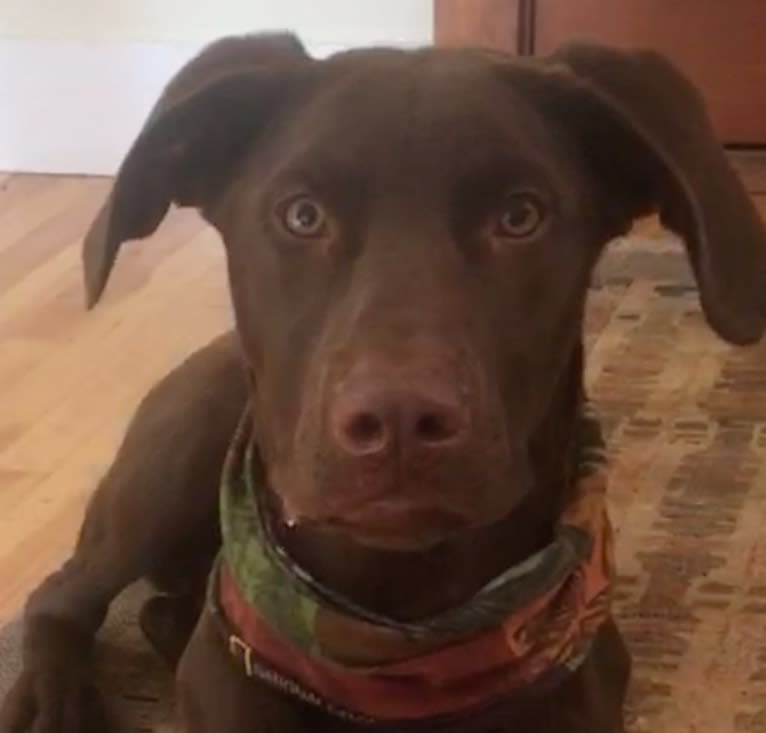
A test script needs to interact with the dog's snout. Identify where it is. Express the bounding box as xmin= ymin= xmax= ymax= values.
xmin=331 ymin=378 xmax=469 ymax=458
